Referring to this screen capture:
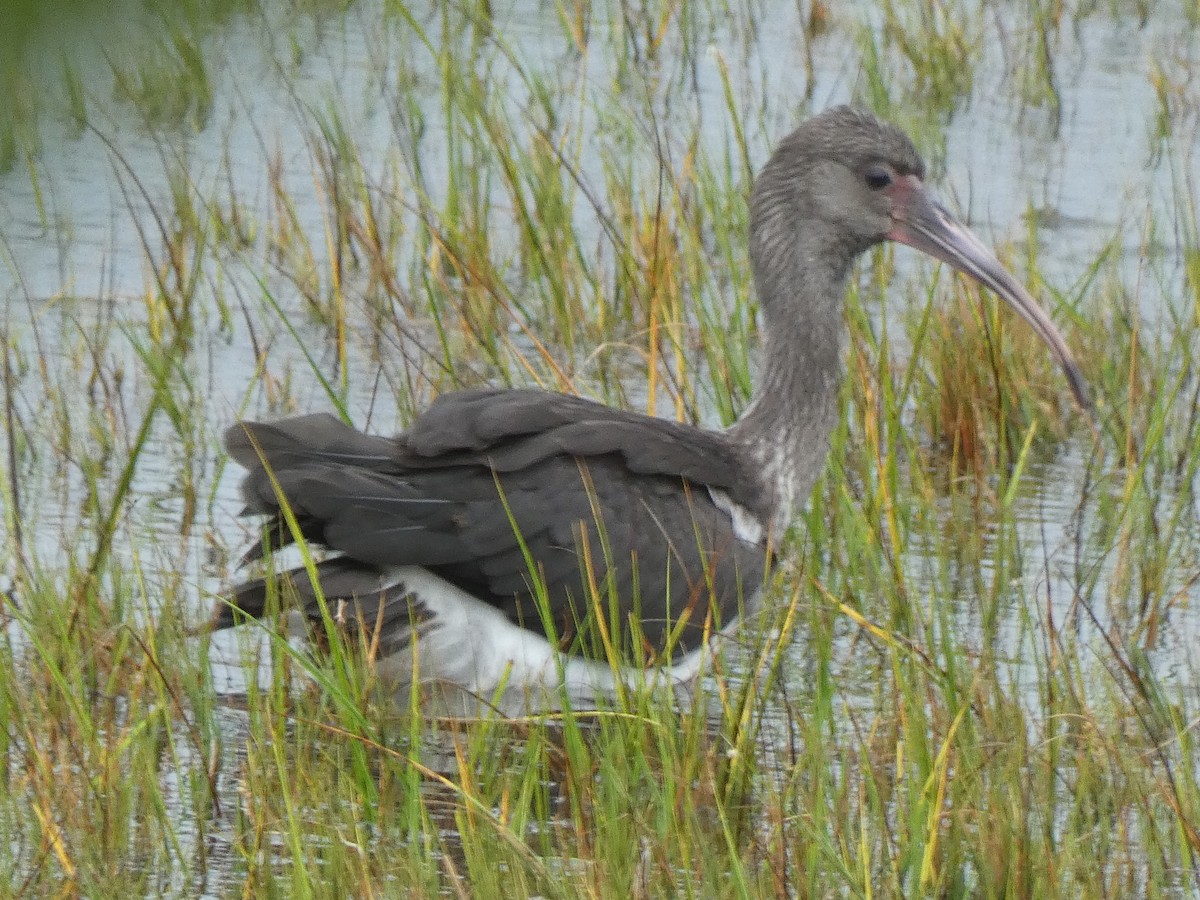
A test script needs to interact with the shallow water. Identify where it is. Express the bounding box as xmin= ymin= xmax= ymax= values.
xmin=1 ymin=0 xmax=1199 ymax=891
xmin=2 ymin=0 xmax=1197 ymax=737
